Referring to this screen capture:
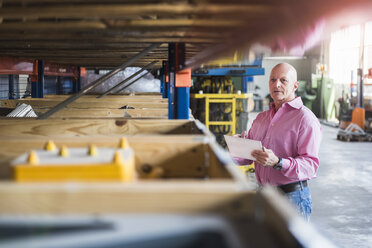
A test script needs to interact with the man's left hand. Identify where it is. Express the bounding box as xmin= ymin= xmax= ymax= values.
xmin=251 ymin=147 xmax=279 ymax=167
